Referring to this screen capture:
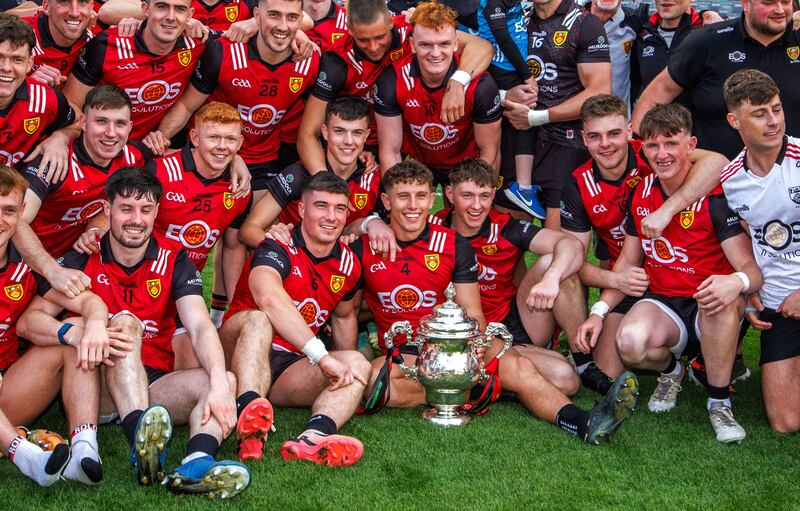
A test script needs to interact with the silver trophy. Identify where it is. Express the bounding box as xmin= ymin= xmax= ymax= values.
xmin=384 ymin=283 xmax=513 ymax=426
